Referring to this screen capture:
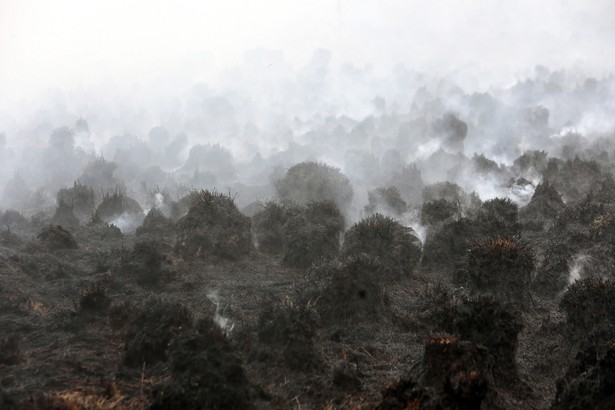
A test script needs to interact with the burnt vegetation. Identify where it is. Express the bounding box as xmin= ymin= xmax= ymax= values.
xmin=3 ymin=71 xmax=615 ymax=409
